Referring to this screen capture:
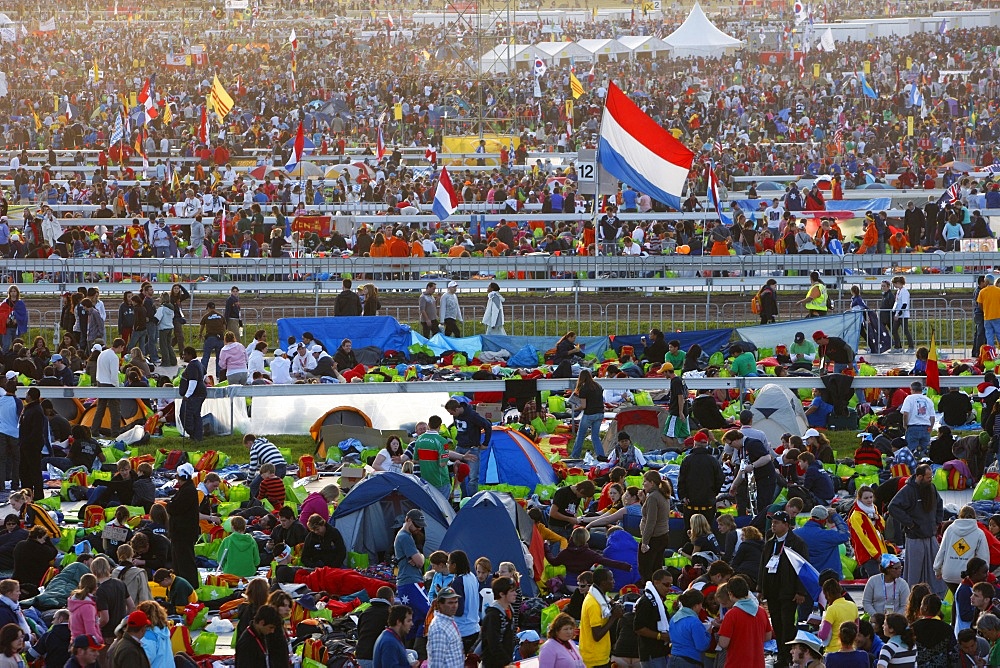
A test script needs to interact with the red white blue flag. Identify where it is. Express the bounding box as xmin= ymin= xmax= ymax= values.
xmin=598 ymin=82 xmax=693 ymax=210
xmin=433 ymin=166 xmax=458 ymax=221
